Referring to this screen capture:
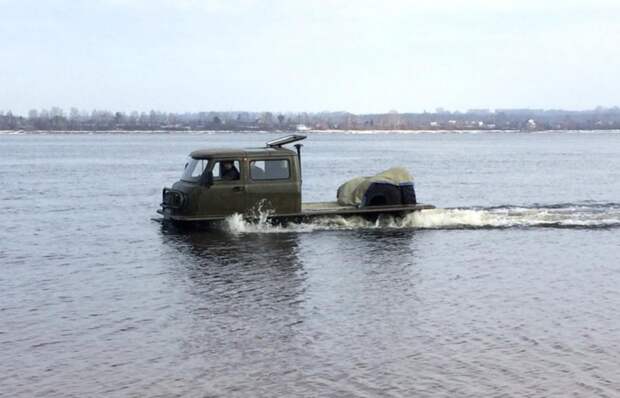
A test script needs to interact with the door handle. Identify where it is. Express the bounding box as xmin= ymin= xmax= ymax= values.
xmin=232 ymin=186 xmax=245 ymax=192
